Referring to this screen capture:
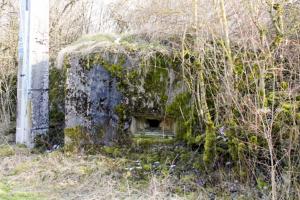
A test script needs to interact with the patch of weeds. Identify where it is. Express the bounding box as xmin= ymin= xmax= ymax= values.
xmin=0 ymin=182 xmax=10 ymax=195
xmin=10 ymin=162 xmax=31 ymax=176
xmin=0 ymin=182 xmax=43 ymax=200
xmin=15 ymin=144 xmax=27 ymax=148
xmin=102 ymin=146 xmax=123 ymax=158
xmin=79 ymin=166 xmax=95 ymax=176
xmin=0 ymin=145 xmax=15 ymax=157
